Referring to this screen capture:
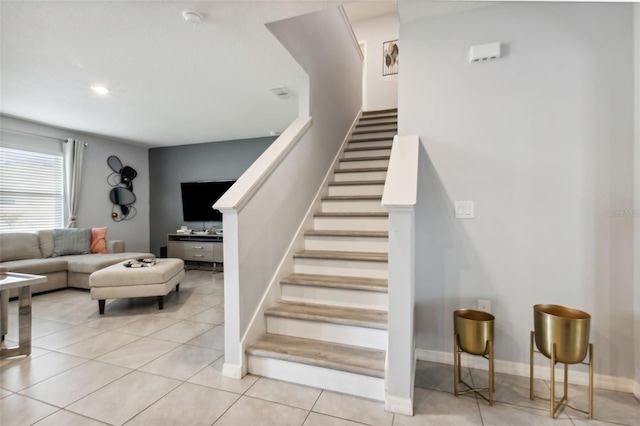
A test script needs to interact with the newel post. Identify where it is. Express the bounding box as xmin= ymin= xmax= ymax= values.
xmin=382 ymin=135 xmax=420 ymax=415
